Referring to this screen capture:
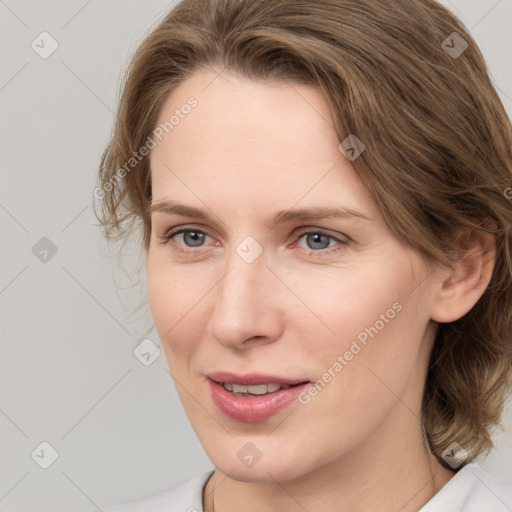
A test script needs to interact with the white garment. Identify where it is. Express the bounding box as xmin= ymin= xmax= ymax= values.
xmin=102 ymin=463 xmax=512 ymax=511
xmin=101 ymin=470 xmax=213 ymax=512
